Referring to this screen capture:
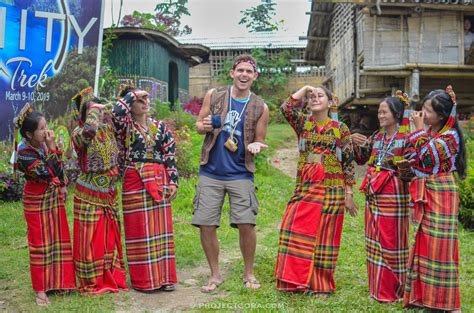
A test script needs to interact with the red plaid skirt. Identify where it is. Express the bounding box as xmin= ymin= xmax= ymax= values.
xmin=275 ymin=163 xmax=345 ymax=293
xmin=22 ymin=181 xmax=75 ymax=292
xmin=122 ymin=163 xmax=177 ymax=291
xmin=404 ymin=173 xmax=460 ymax=310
